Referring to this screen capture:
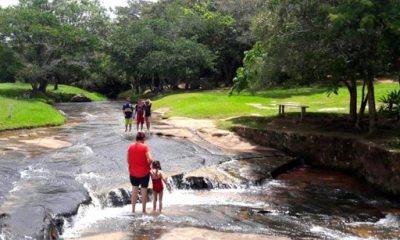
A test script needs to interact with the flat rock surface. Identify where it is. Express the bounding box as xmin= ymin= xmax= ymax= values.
xmin=19 ymin=137 xmax=72 ymax=149
xmin=69 ymin=232 xmax=127 ymax=240
xmin=159 ymin=228 xmax=289 ymax=240
xmin=157 ymin=117 xmax=270 ymax=154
